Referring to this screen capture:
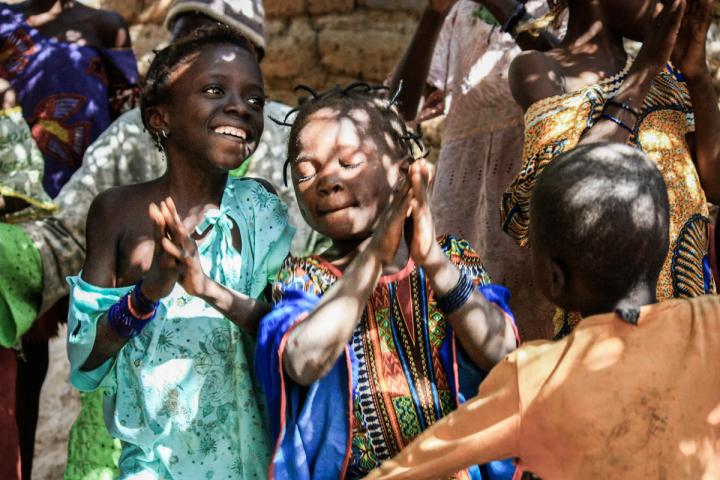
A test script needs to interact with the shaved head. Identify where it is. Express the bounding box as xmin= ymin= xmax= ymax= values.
xmin=530 ymin=142 xmax=669 ymax=297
